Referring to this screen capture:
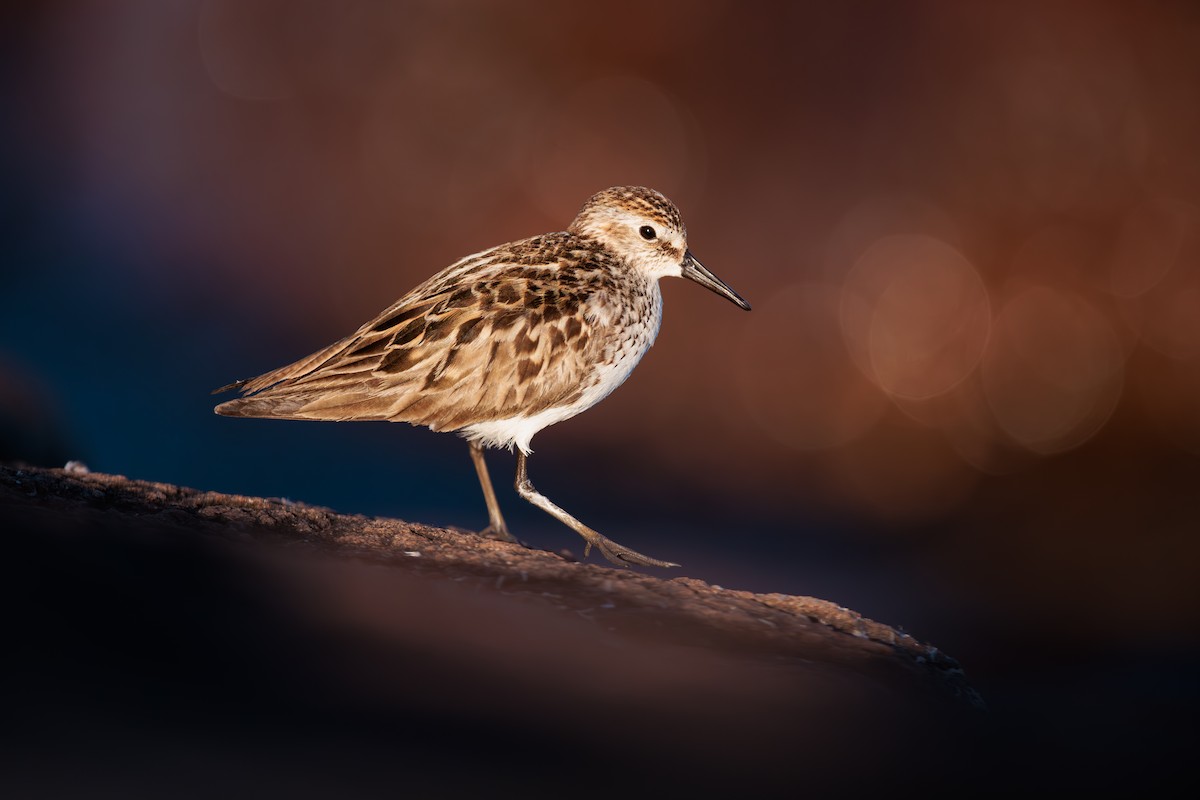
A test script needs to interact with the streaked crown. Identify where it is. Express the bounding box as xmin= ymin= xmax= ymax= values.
xmin=571 ymin=186 xmax=684 ymax=234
